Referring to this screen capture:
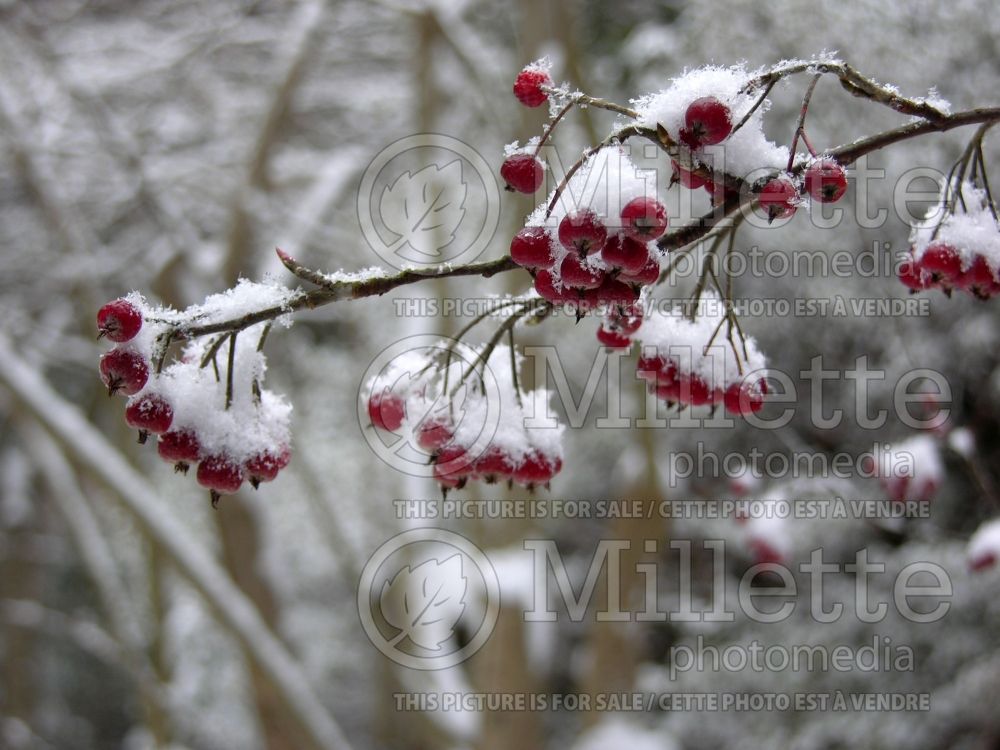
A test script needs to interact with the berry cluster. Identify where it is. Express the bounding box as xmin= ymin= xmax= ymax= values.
xmin=365 ymin=342 xmax=564 ymax=494
xmin=636 ymin=350 xmax=767 ymax=415
xmin=634 ymin=296 xmax=769 ymax=416
xmin=507 ymin=148 xmax=666 ymax=313
xmin=97 ymin=292 xmax=292 ymax=506
xmin=638 ymin=70 xmax=847 ymax=222
xmin=901 ymin=181 xmax=1000 ymax=299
